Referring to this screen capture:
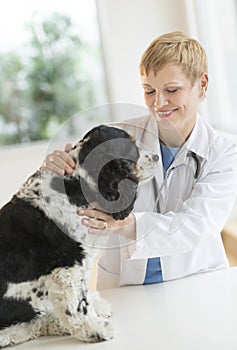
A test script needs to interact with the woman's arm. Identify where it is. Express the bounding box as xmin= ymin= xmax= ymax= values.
xmin=130 ymin=141 xmax=237 ymax=259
